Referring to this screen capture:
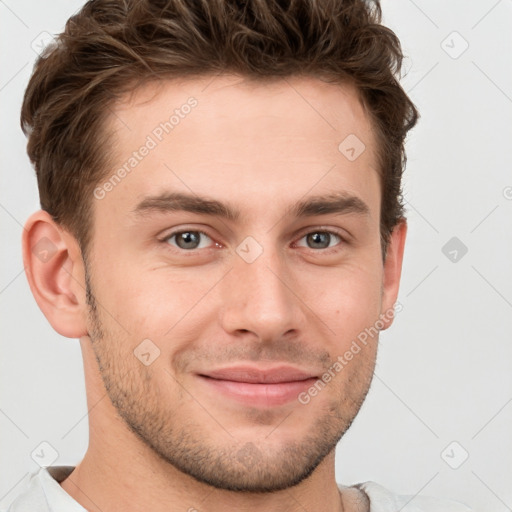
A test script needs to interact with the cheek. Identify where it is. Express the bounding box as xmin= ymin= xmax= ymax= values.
xmin=95 ymin=258 xmax=223 ymax=339
xmin=301 ymin=263 xmax=382 ymax=344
